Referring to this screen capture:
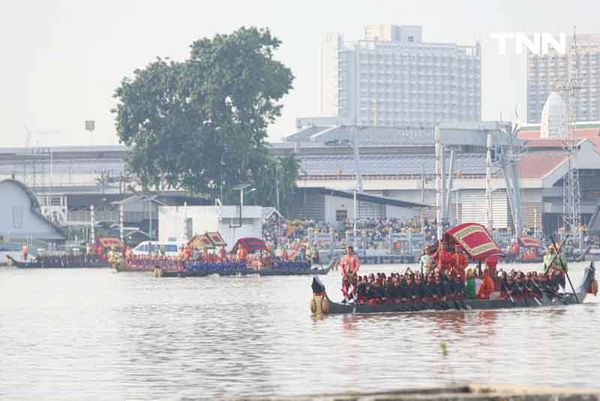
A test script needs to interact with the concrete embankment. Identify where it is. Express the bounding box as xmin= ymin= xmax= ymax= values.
xmin=237 ymin=384 xmax=600 ymax=401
